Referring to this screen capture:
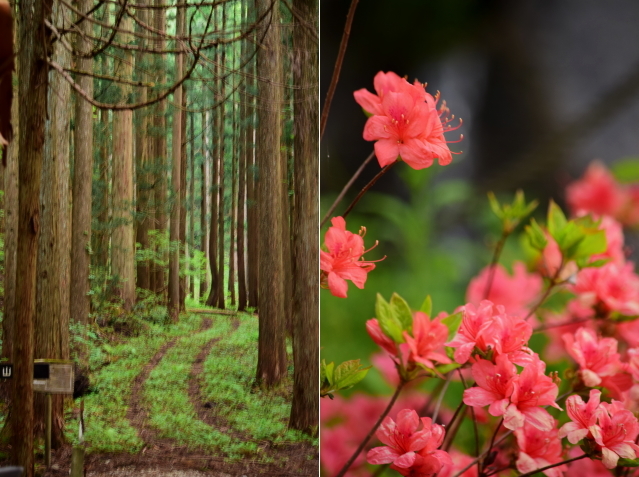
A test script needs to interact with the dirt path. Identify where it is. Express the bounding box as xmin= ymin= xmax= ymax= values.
xmin=42 ymin=314 xmax=317 ymax=476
